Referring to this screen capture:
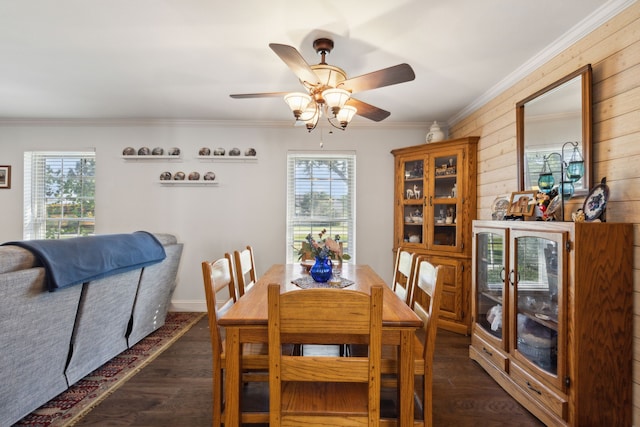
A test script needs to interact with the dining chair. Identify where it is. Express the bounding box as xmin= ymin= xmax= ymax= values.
xmin=223 ymin=251 xmax=239 ymax=300
xmin=391 ymin=248 xmax=417 ymax=305
xmin=380 ymin=256 xmax=445 ymax=427
xmin=268 ymin=283 xmax=383 ymax=426
xmin=234 ymin=245 xmax=257 ymax=297
xmin=201 ymin=257 xmax=269 ymax=427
